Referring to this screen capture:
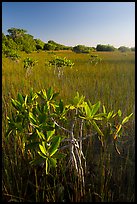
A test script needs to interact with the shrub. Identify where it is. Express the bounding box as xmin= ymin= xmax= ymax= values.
xmin=4 ymin=49 xmax=21 ymax=61
xmin=96 ymin=44 xmax=116 ymax=51
xmin=23 ymin=57 xmax=38 ymax=76
xmin=6 ymin=87 xmax=133 ymax=197
xmin=118 ymin=46 xmax=131 ymax=52
xmin=48 ymin=56 xmax=74 ymax=68
xmin=46 ymin=56 xmax=74 ymax=77
xmin=44 ymin=43 xmax=56 ymax=51
xmin=89 ymin=54 xmax=102 ymax=65
xmin=73 ymin=45 xmax=92 ymax=53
